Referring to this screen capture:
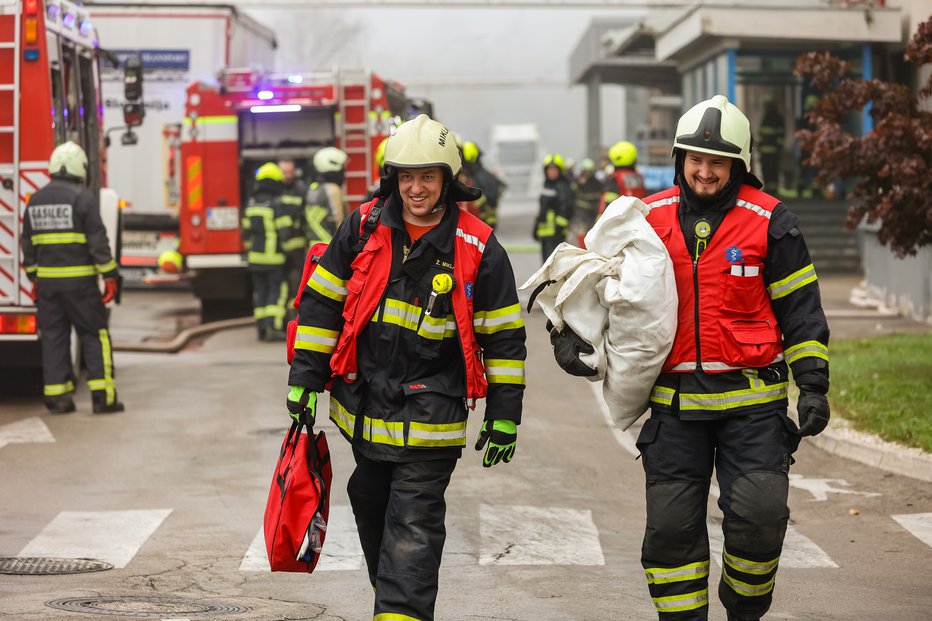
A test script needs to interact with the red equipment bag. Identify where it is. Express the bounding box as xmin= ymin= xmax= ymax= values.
xmin=263 ymin=420 xmax=332 ymax=572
